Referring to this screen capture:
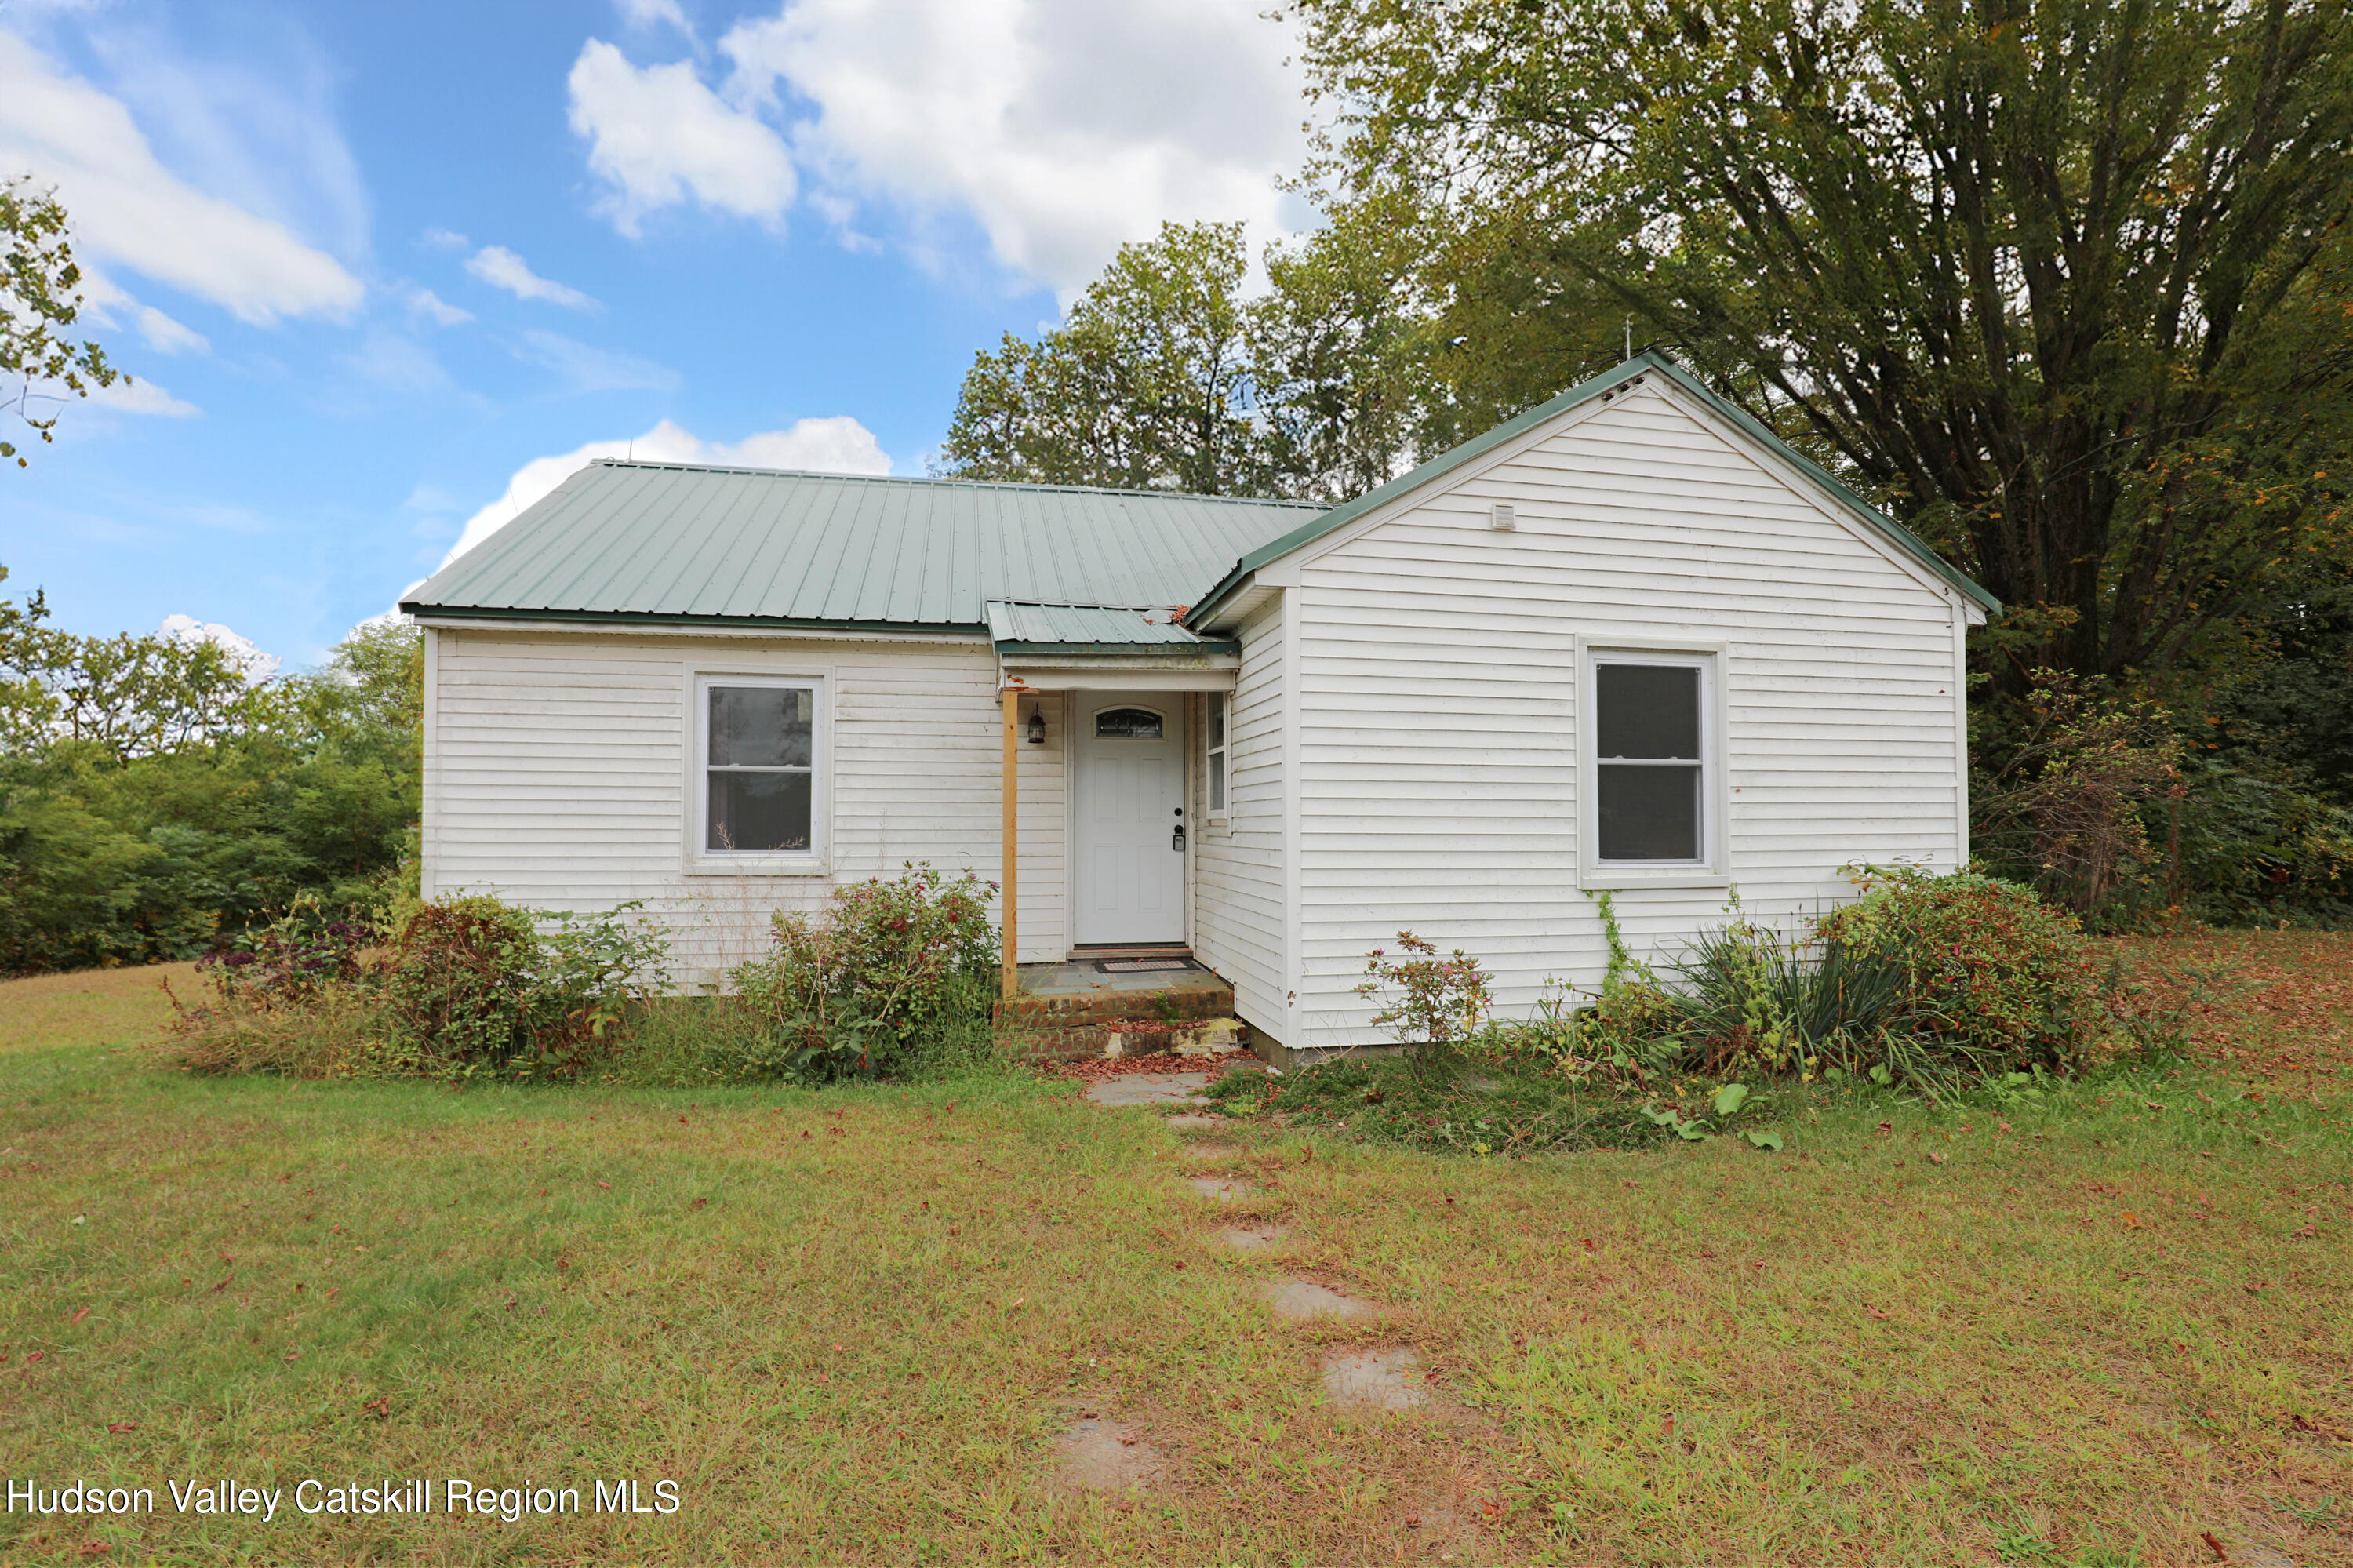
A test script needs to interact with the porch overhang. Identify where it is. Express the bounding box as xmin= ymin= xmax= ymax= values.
xmin=987 ymin=600 xmax=1238 ymax=692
